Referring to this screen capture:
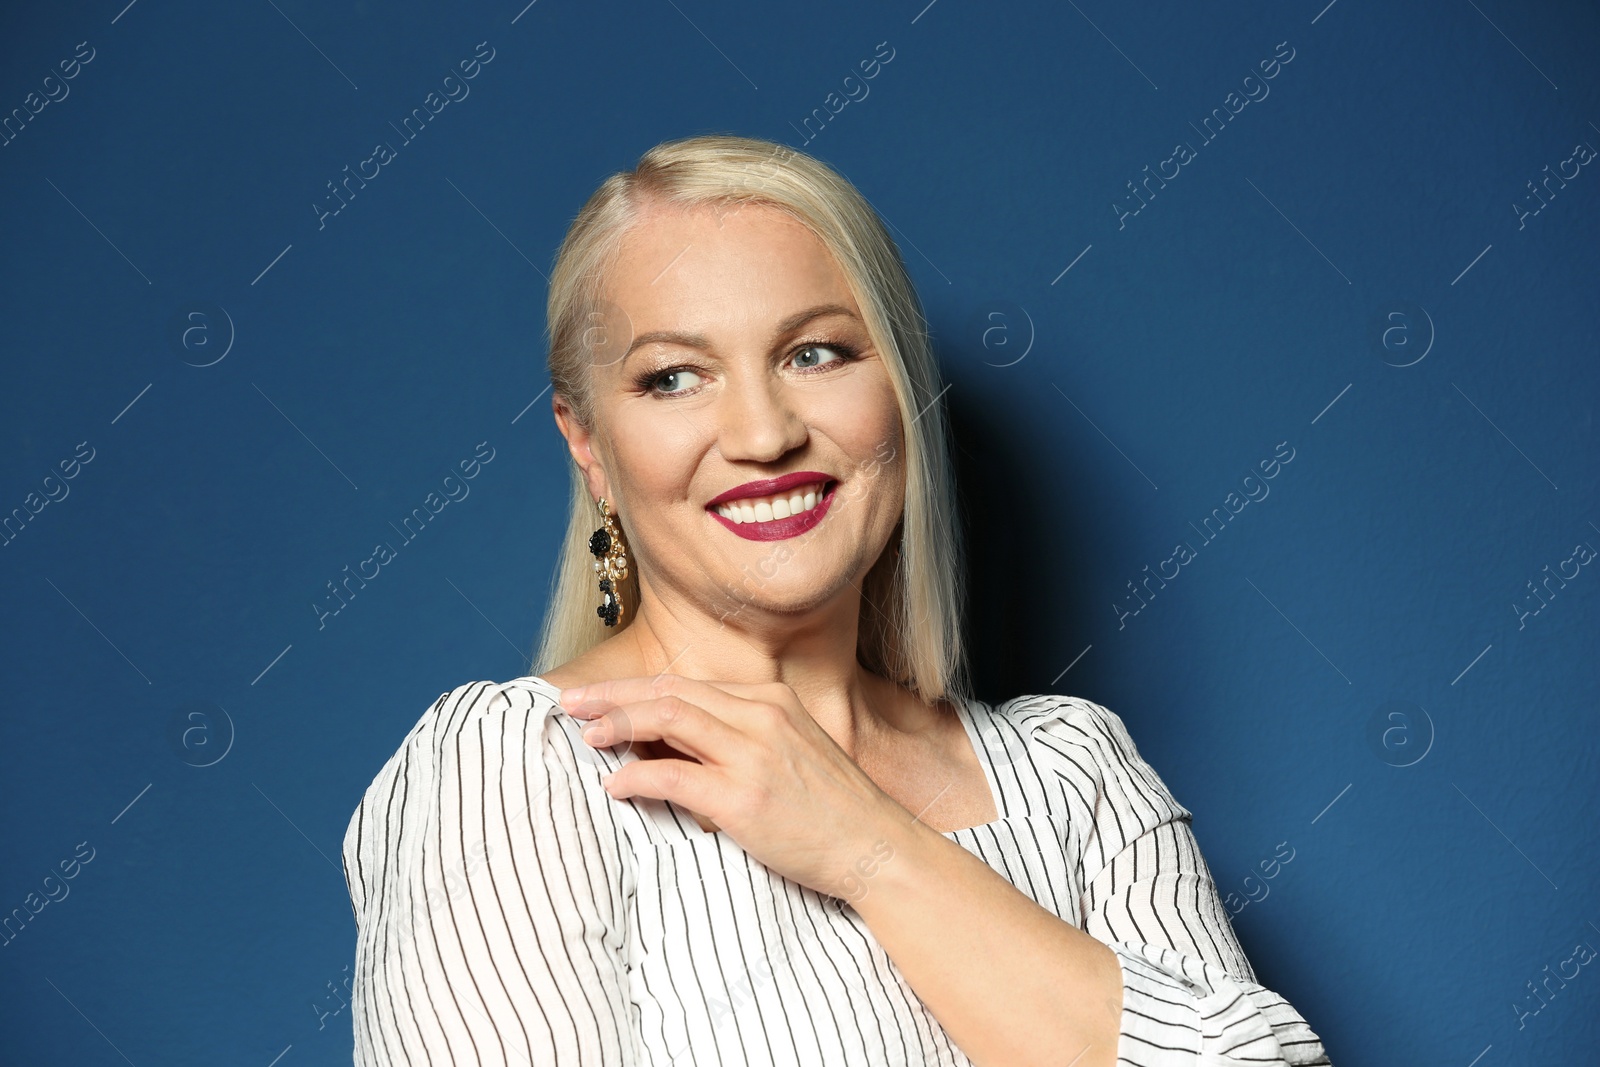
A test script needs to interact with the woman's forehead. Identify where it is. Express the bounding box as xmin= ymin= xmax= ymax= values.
xmin=613 ymin=200 xmax=828 ymax=271
xmin=601 ymin=204 xmax=860 ymax=332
